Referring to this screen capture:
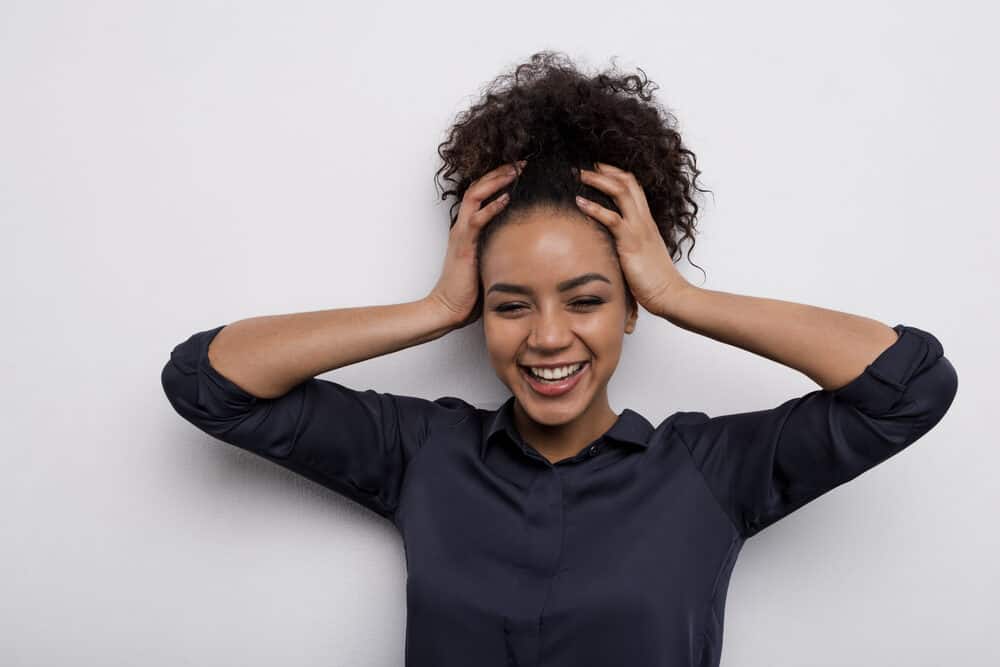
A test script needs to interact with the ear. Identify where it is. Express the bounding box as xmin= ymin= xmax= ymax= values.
xmin=624 ymin=296 xmax=639 ymax=334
